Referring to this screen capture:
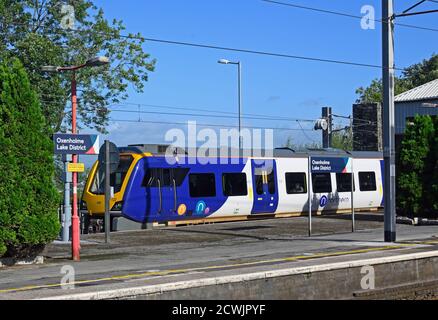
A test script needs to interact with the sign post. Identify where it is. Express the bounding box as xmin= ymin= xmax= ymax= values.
xmin=99 ymin=141 xmax=120 ymax=244
xmin=53 ymin=133 xmax=99 ymax=257
xmin=105 ymin=141 xmax=111 ymax=243
xmin=53 ymin=133 xmax=99 ymax=155
xmin=62 ymin=154 xmax=72 ymax=242
xmin=351 ymin=157 xmax=355 ymax=232
xmin=309 ymin=156 xmax=355 ymax=236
